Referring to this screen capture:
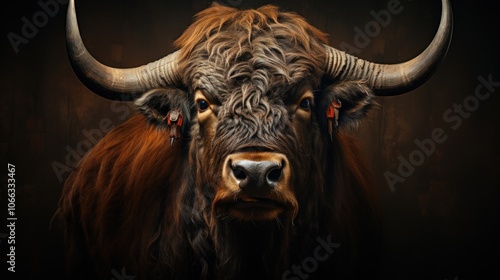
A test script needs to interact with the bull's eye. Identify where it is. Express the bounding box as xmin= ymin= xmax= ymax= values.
xmin=197 ymin=99 xmax=209 ymax=112
xmin=299 ymin=98 xmax=312 ymax=110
